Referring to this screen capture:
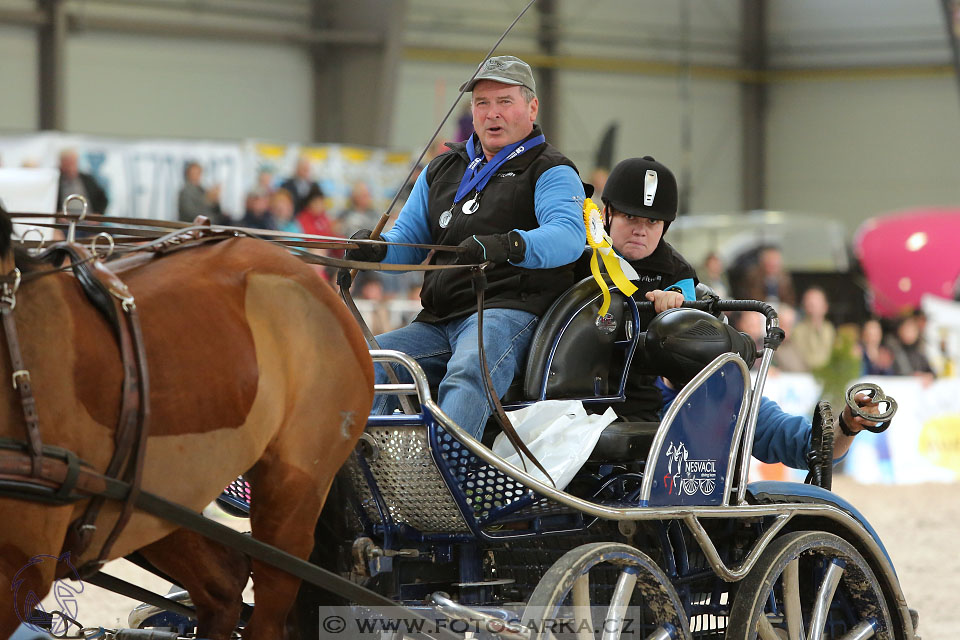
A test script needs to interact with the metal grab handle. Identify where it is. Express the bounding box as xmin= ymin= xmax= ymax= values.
xmin=63 ymin=193 xmax=90 ymax=244
xmin=846 ymin=382 xmax=898 ymax=433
